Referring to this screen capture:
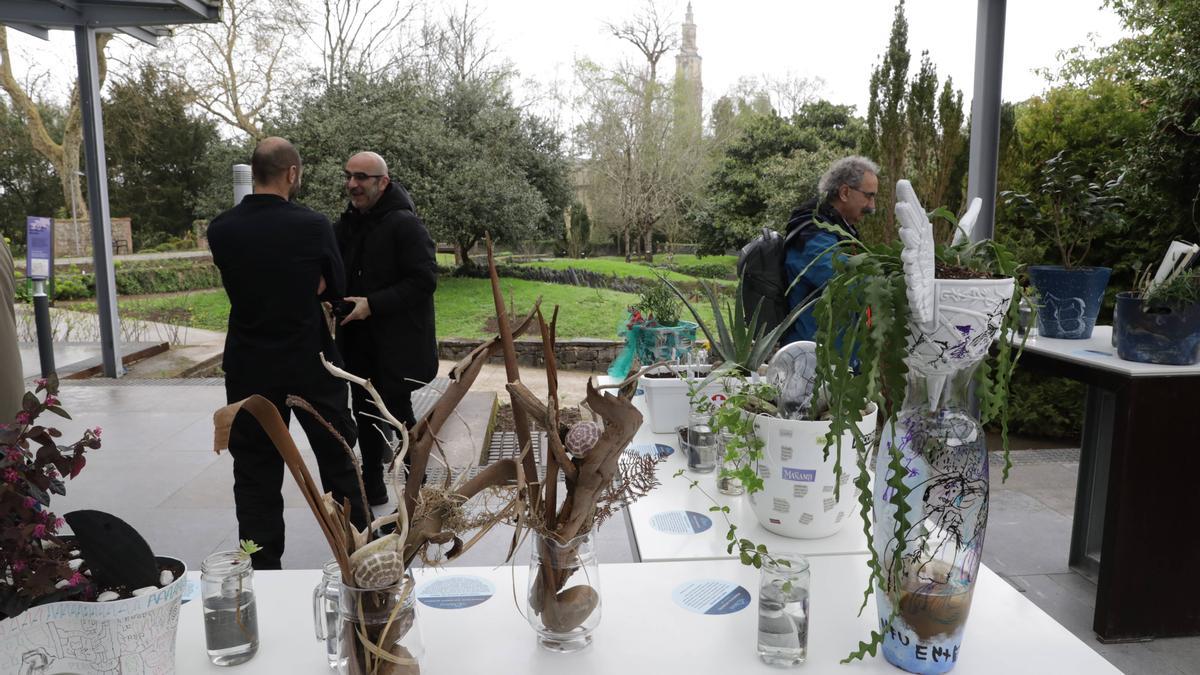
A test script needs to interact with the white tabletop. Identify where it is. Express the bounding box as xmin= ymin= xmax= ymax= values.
xmin=624 ymin=387 xmax=871 ymax=562
xmin=1018 ymin=325 xmax=1200 ymax=378
xmin=174 ymin=557 xmax=1120 ymax=674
